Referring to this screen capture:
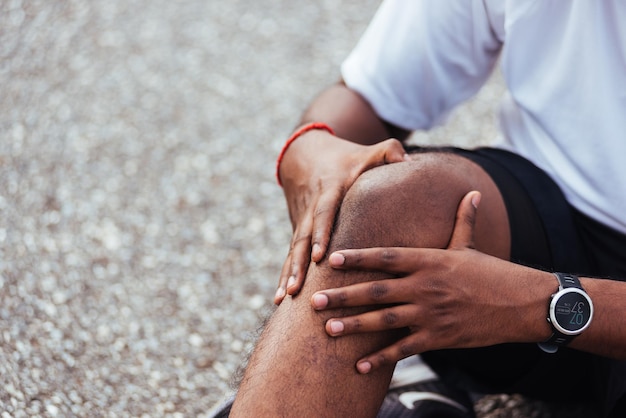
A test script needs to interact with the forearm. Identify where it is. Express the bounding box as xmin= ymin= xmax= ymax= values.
xmin=299 ymin=81 xmax=410 ymax=145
